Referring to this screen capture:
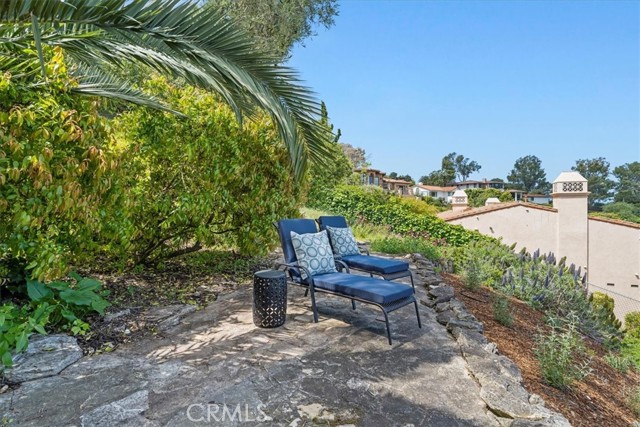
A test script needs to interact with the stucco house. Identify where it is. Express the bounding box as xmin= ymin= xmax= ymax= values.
xmin=411 ymin=184 xmax=457 ymax=201
xmin=383 ymin=178 xmax=413 ymax=195
xmin=355 ymin=168 xmax=386 ymax=187
xmin=438 ymin=172 xmax=640 ymax=320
